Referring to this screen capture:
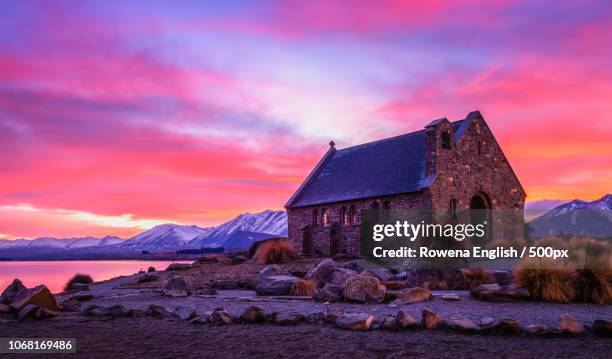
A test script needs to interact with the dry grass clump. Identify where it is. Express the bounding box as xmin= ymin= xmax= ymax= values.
xmin=515 ymin=268 xmax=575 ymax=303
xmin=290 ymin=279 xmax=317 ymax=296
xmin=465 ymin=268 xmax=496 ymax=290
xmin=574 ymin=269 xmax=612 ymax=305
xmin=64 ymin=273 xmax=94 ymax=291
xmin=254 ymin=239 xmax=296 ymax=265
